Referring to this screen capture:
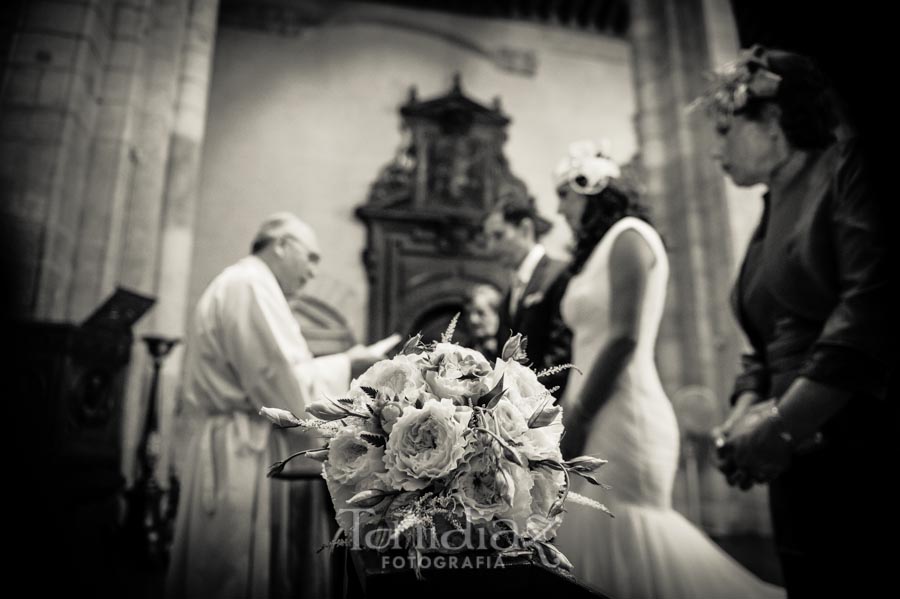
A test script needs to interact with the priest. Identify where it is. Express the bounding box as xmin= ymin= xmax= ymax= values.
xmin=167 ymin=212 xmax=385 ymax=598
